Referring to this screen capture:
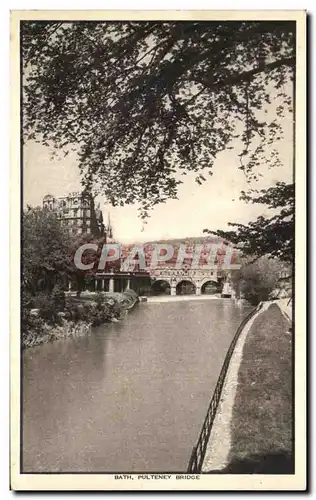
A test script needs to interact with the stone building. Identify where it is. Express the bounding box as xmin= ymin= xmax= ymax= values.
xmin=43 ymin=191 xmax=105 ymax=238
